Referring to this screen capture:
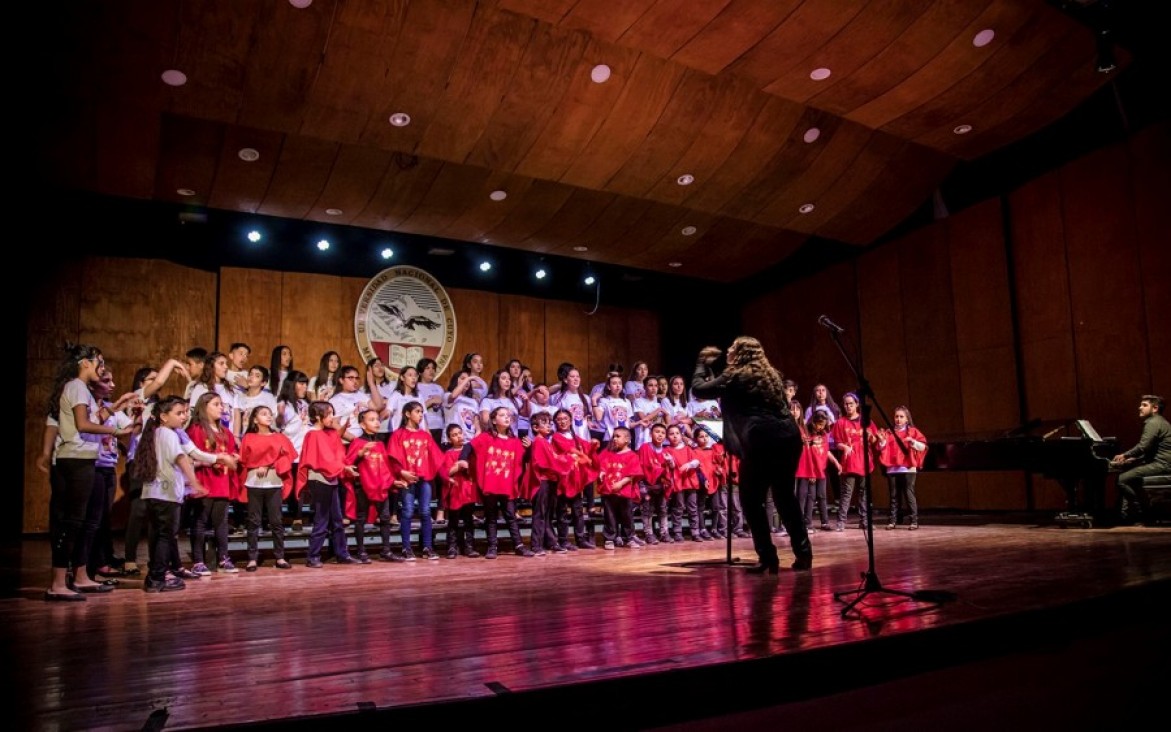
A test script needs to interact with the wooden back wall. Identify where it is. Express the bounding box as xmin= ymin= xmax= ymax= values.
xmin=23 ymin=265 xmax=660 ymax=533
xmin=742 ymin=122 xmax=1169 ymax=512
